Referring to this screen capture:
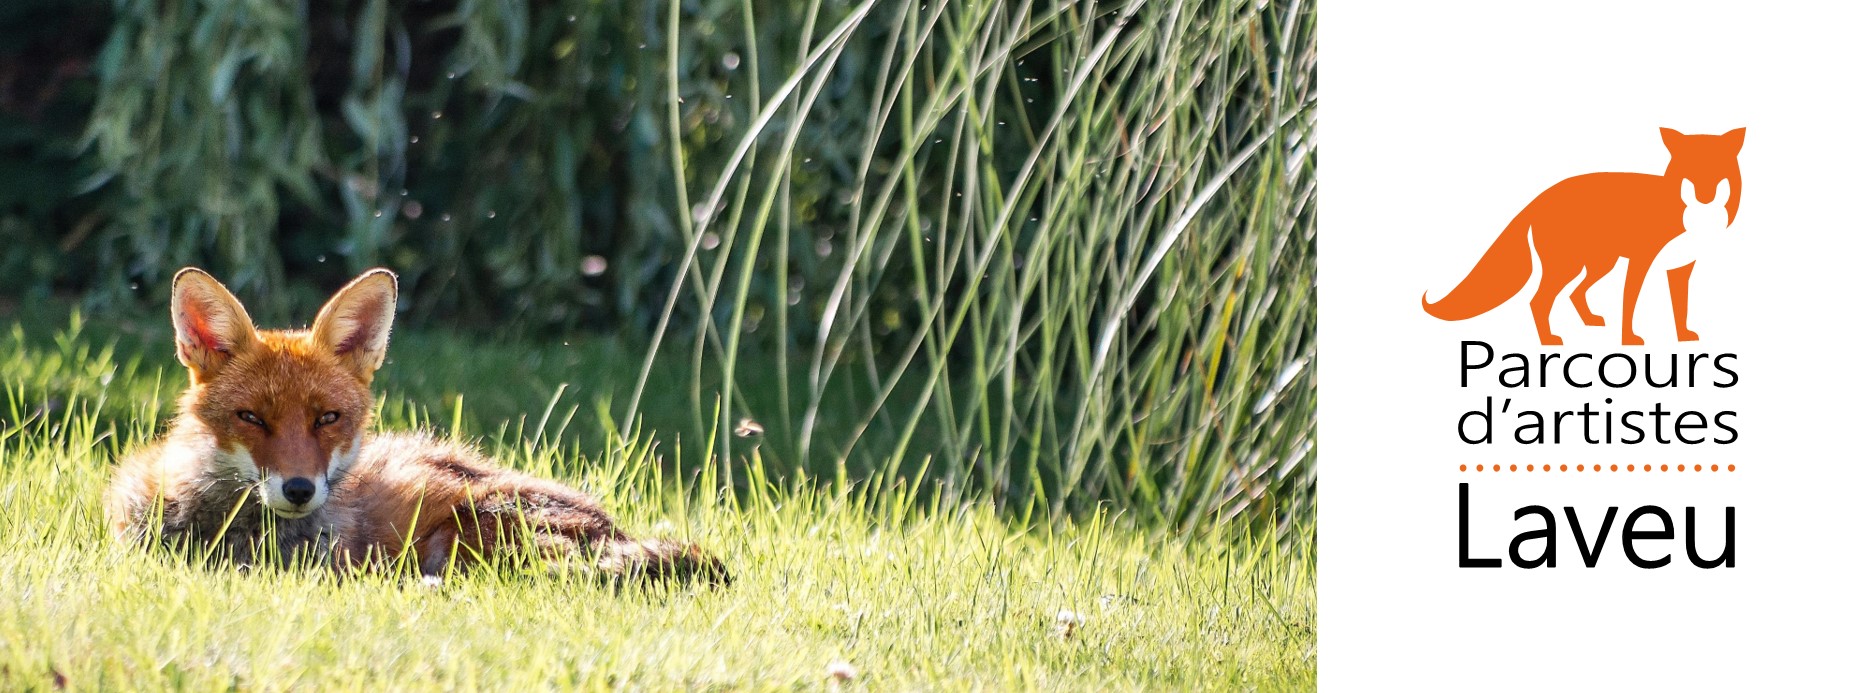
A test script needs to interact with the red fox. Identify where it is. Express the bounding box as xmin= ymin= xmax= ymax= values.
xmin=106 ymin=268 xmax=729 ymax=584
xmin=1422 ymin=127 xmax=1744 ymax=345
